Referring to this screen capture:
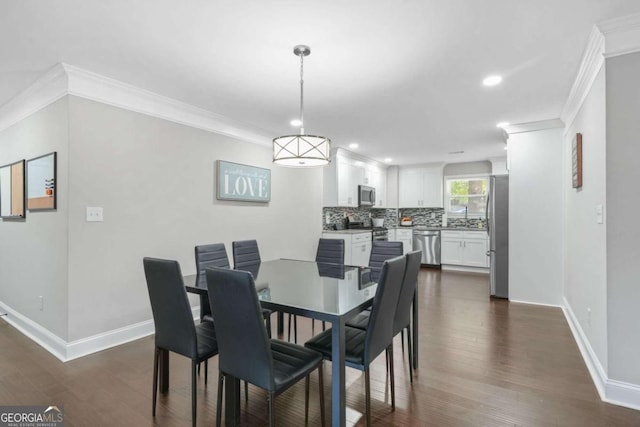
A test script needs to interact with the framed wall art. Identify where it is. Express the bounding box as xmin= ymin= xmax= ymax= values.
xmin=27 ymin=152 xmax=57 ymax=211
xmin=572 ymin=133 xmax=582 ymax=189
xmin=216 ymin=160 xmax=270 ymax=202
xmin=0 ymin=159 xmax=26 ymax=218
